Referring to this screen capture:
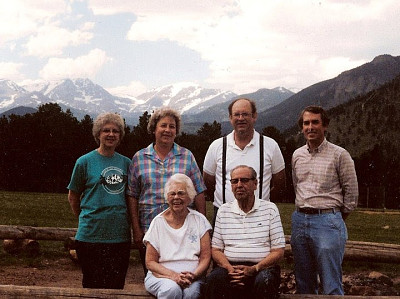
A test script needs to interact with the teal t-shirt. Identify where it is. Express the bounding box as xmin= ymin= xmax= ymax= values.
xmin=68 ymin=150 xmax=131 ymax=243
